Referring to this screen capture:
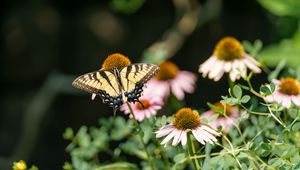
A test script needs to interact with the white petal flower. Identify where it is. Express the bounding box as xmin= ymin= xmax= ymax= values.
xmin=199 ymin=37 xmax=261 ymax=82
xmin=155 ymin=108 xmax=220 ymax=146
